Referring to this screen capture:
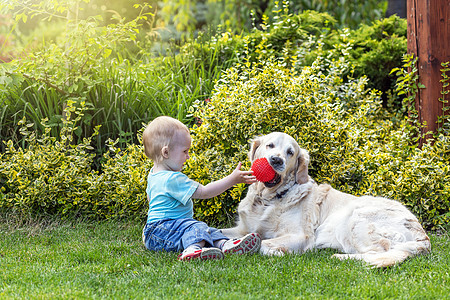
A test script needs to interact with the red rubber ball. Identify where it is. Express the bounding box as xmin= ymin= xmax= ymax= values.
xmin=251 ymin=158 xmax=276 ymax=182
